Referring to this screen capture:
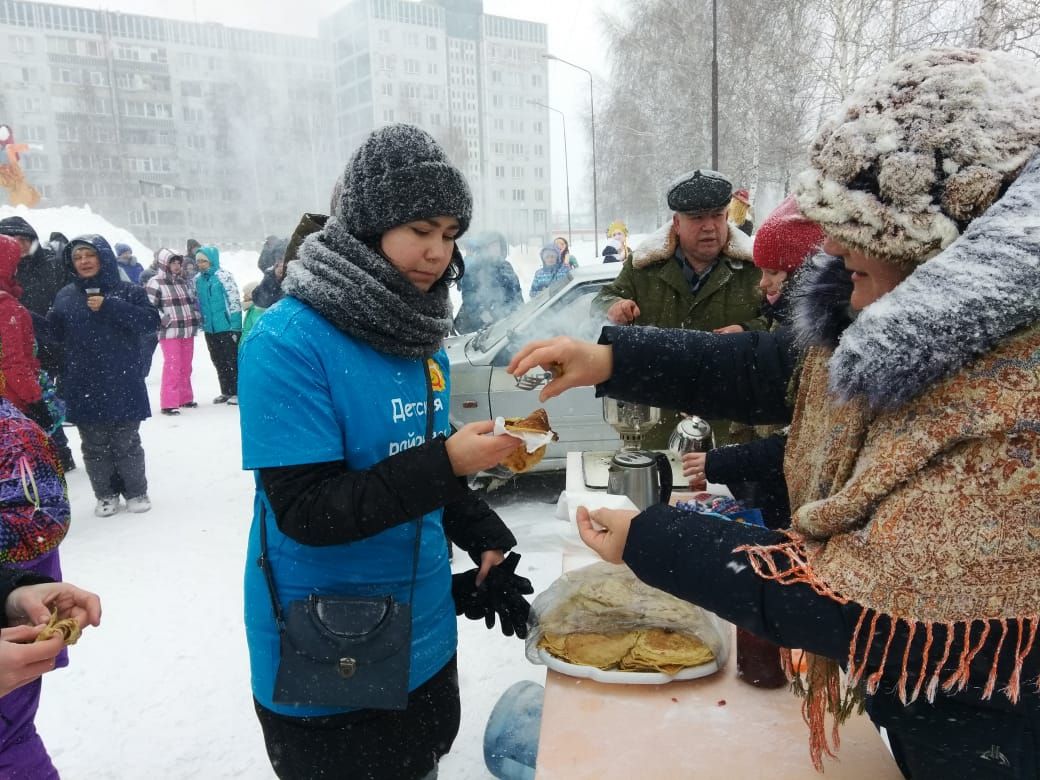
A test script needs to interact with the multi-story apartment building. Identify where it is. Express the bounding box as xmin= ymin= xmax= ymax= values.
xmin=0 ymin=1 xmax=338 ymax=249
xmin=327 ymin=0 xmax=552 ymax=243
xmin=0 ymin=0 xmax=550 ymax=247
